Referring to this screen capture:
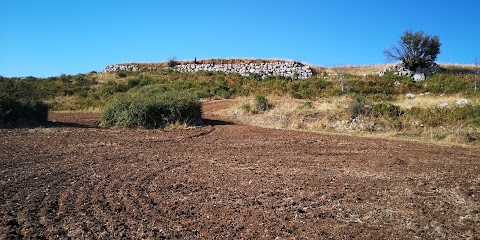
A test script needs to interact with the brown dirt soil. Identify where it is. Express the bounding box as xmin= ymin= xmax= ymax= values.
xmin=1 ymin=100 xmax=479 ymax=239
